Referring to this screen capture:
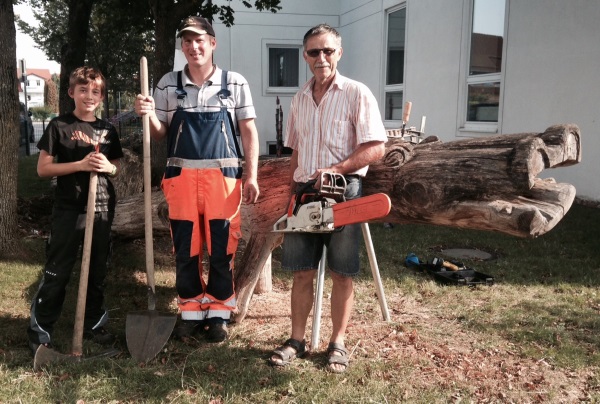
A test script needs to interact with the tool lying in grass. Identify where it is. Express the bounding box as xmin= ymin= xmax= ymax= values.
xmin=431 ymin=257 xmax=464 ymax=271
xmin=34 ymin=143 xmax=119 ymax=370
xmin=125 ymin=56 xmax=177 ymax=363
xmin=272 ymin=172 xmax=392 ymax=233
xmin=404 ymin=253 xmax=494 ymax=286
